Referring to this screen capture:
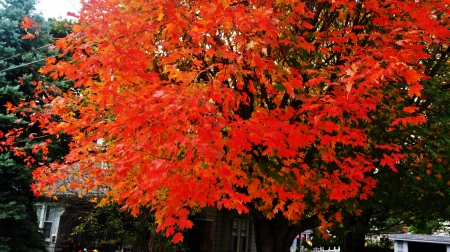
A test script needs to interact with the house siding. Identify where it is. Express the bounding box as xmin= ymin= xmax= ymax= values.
xmin=192 ymin=207 xmax=257 ymax=252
